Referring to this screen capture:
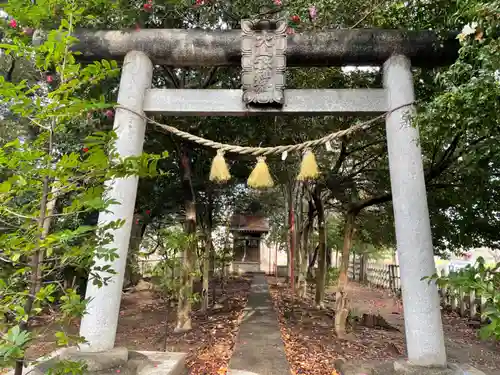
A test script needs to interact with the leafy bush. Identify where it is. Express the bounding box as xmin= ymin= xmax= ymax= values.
xmin=0 ymin=3 xmax=165 ymax=372
xmin=326 ymin=267 xmax=340 ymax=286
xmin=426 ymin=257 xmax=500 ymax=340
